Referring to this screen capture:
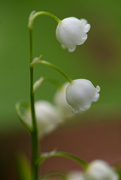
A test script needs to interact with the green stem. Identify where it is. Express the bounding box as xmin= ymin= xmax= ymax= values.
xmin=29 ymin=29 xmax=39 ymax=180
xmin=30 ymin=60 xmax=72 ymax=83
xmin=37 ymin=151 xmax=88 ymax=170
xmin=28 ymin=10 xmax=61 ymax=180
xmin=28 ymin=11 xmax=61 ymax=29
